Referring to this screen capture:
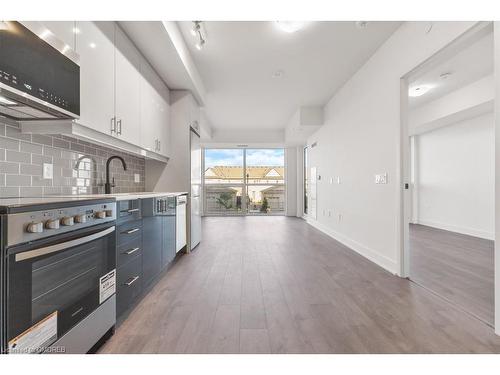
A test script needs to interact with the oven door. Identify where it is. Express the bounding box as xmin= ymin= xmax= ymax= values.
xmin=5 ymin=223 xmax=116 ymax=354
